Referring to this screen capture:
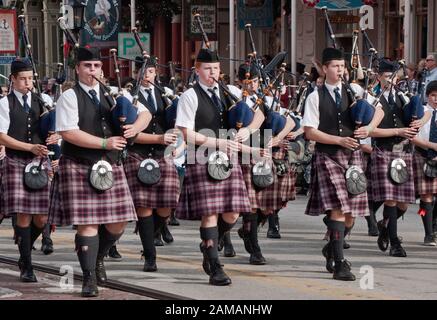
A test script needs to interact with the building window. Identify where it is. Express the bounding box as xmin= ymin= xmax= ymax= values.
xmin=416 ymin=0 xmax=428 ymax=59
xmin=384 ymin=0 xmax=403 ymax=60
